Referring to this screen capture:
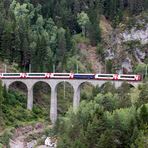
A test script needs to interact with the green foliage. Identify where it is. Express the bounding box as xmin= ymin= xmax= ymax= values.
xmin=0 ymin=84 xmax=50 ymax=129
xmin=117 ymin=82 xmax=132 ymax=108
xmin=66 ymin=54 xmax=91 ymax=73
xmin=56 ymin=27 xmax=67 ymax=69
xmin=54 ymin=98 xmax=105 ymax=148
xmin=0 ymin=143 xmax=3 ymax=147
xmin=77 ymin=11 xmax=90 ymax=37
xmin=57 ymin=82 xmax=73 ymax=115
xmin=72 ymin=34 xmax=90 ymax=45
xmin=139 ymin=105 xmax=148 ymax=124
xmin=130 ymin=87 xmax=140 ymax=105
xmin=0 ymin=129 xmax=13 ymax=146
xmin=0 ymin=0 xmax=147 ymax=71
xmin=138 ymin=83 xmax=148 ymax=105
xmin=96 ymin=44 xmax=104 ymax=57
xmin=134 ymin=63 xmax=146 ymax=74
xmin=105 ymin=107 xmax=137 ymax=131
xmin=100 ymin=82 xmax=116 ymax=94
xmin=0 ymin=80 xmax=4 ymax=129
xmin=80 ymin=83 xmax=94 ymax=102
xmin=55 ymin=83 xmax=148 ymax=147
xmin=131 ymin=125 xmax=148 ymax=148
xmin=95 ymin=93 xmax=119 ymax=111
xmin=98 ymin=129 xmax=121 ymax=148
xmin=88 ymin=22 xmax=101 ymax=45
xmin=0 ymin=81 xmax=4 ymax=107
xmin=106 ymin=60 xmax=113 ymax=73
